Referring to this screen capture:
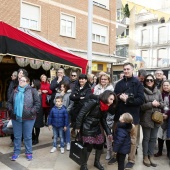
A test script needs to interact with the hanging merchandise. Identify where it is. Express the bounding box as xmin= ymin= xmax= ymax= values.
xmin=30 ymin=59 xmax=42 ymax=69
xmin=0 ymin=55 xmax=4 ymax=62
xmin=15 ymin=57 xmax=30 ymax=67
xmin=42 ymin=61 xmax=51 ymax=71
xmin=52 ymin=63 xmax=61 ymax=69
